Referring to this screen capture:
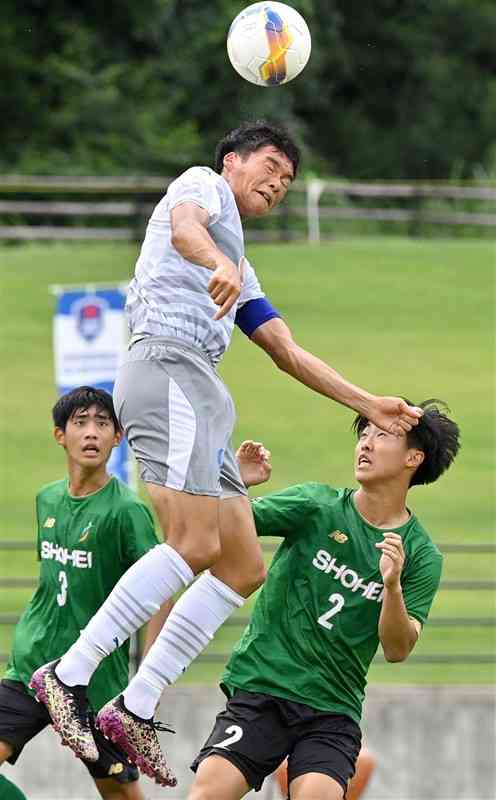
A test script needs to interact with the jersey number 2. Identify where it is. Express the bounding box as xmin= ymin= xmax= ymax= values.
xmin=216 ymin=725 xmax=244 ymax=749
xmin=57 ymin=570 xmax=68 ymax=607
xmin=317 ymin=592 xmax=345 ymax=630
